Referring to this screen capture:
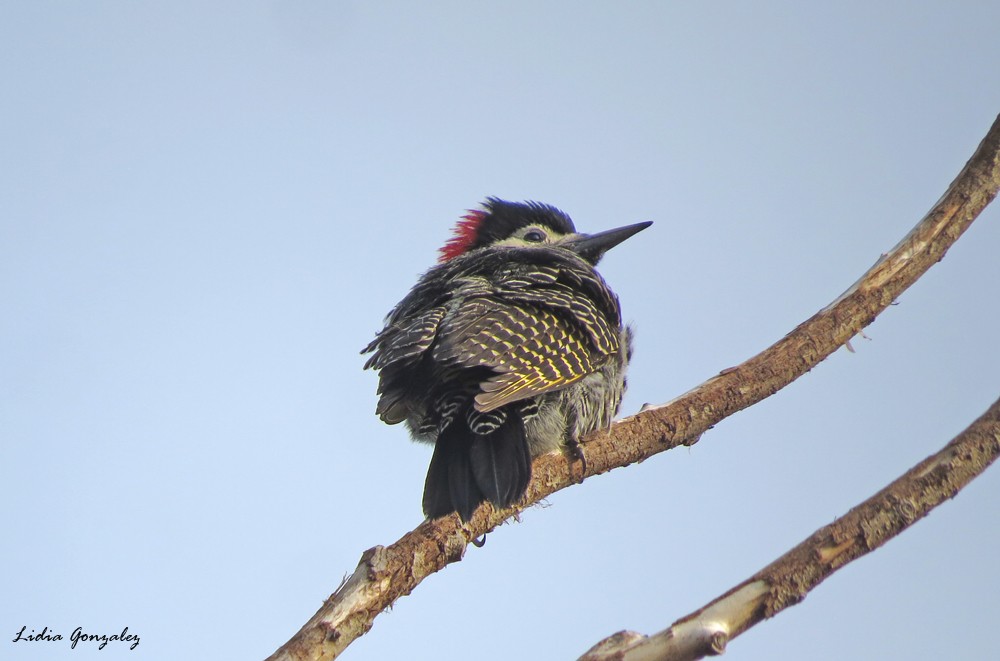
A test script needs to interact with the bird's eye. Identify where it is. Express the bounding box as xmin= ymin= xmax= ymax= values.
xmin=523 ymin=229 xmax=546 ymax=243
